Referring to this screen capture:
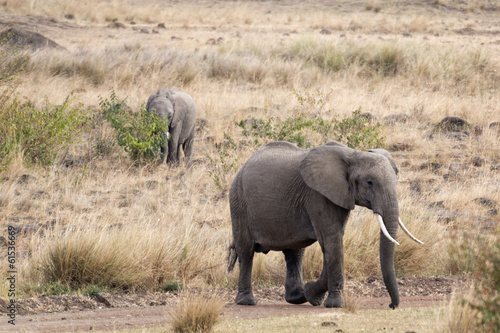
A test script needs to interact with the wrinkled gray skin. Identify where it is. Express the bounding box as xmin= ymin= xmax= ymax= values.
xmin=228 ymin=141 xmax=401 ymax=309
xmin=146 ymin=88 xmax=197 ymax=165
